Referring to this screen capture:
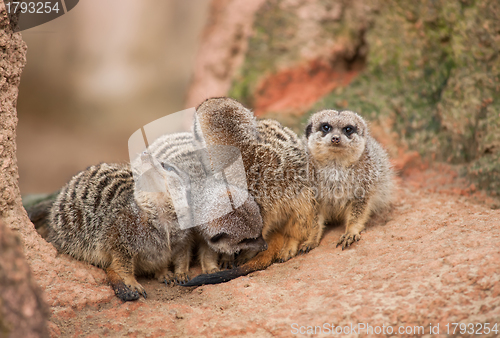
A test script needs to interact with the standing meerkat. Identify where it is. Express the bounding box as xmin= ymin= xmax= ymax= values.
xmin=183 ymin=97 xmax=323 ymax=286
xmin=36 ymin=132 xmax=266 ymax=301
xmin=305 ymin=110 xmax=394 ymax=249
